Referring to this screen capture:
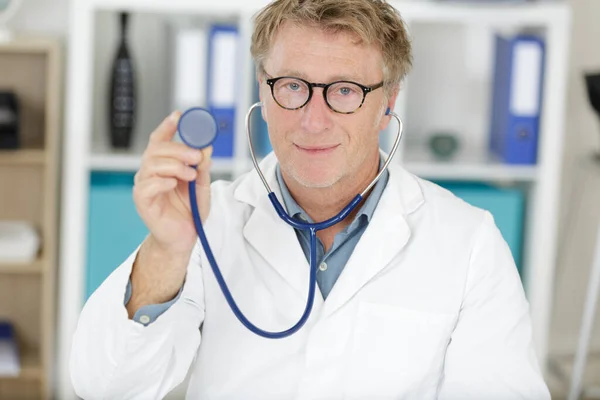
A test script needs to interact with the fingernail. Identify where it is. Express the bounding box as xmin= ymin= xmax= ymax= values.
xmin=169 ymin=111 xmax=180 ymax=124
